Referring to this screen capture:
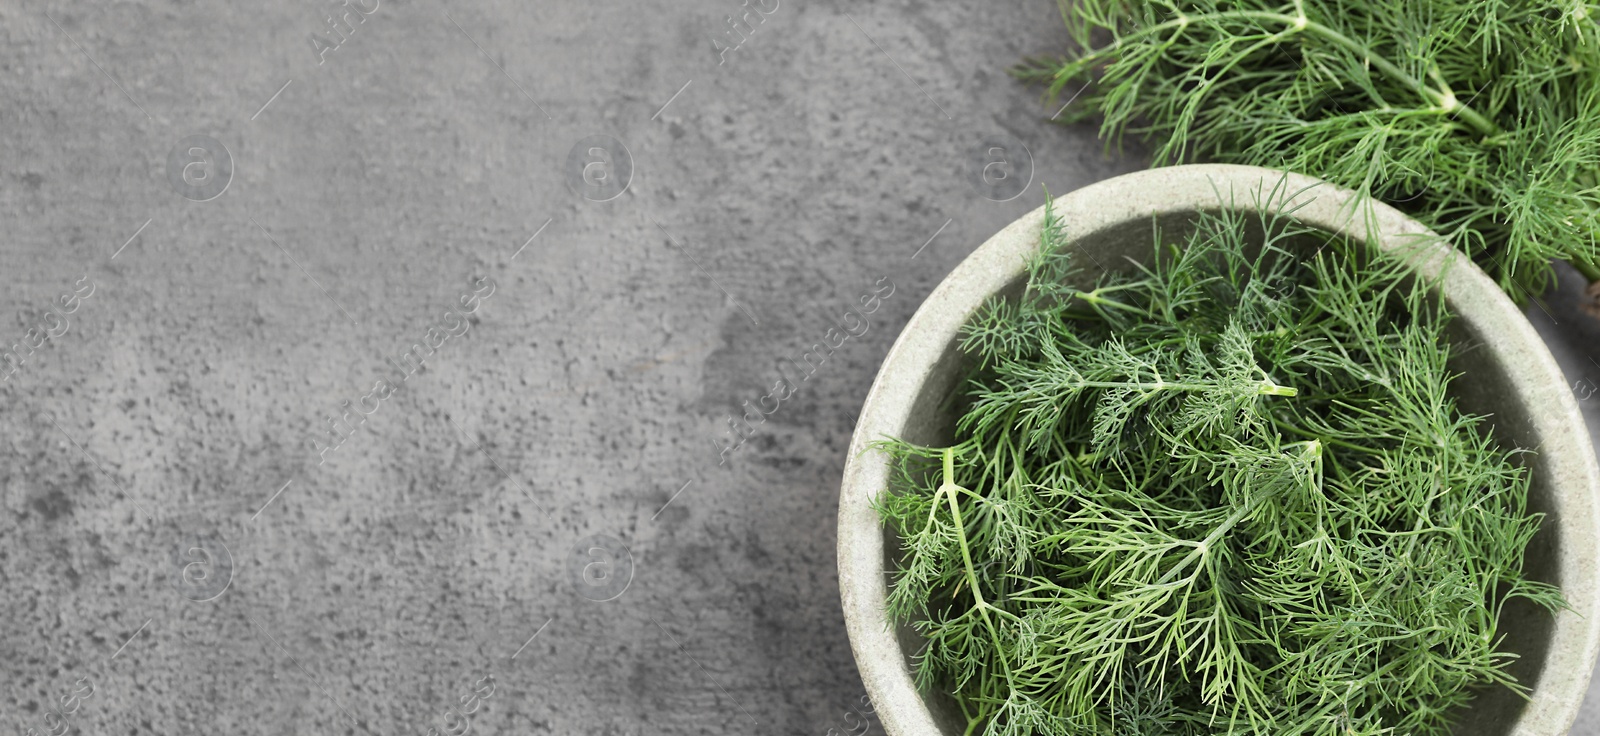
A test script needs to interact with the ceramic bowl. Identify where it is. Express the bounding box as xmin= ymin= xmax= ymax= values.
xmin=836 ymin=164 xmax=1600 ymax=736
